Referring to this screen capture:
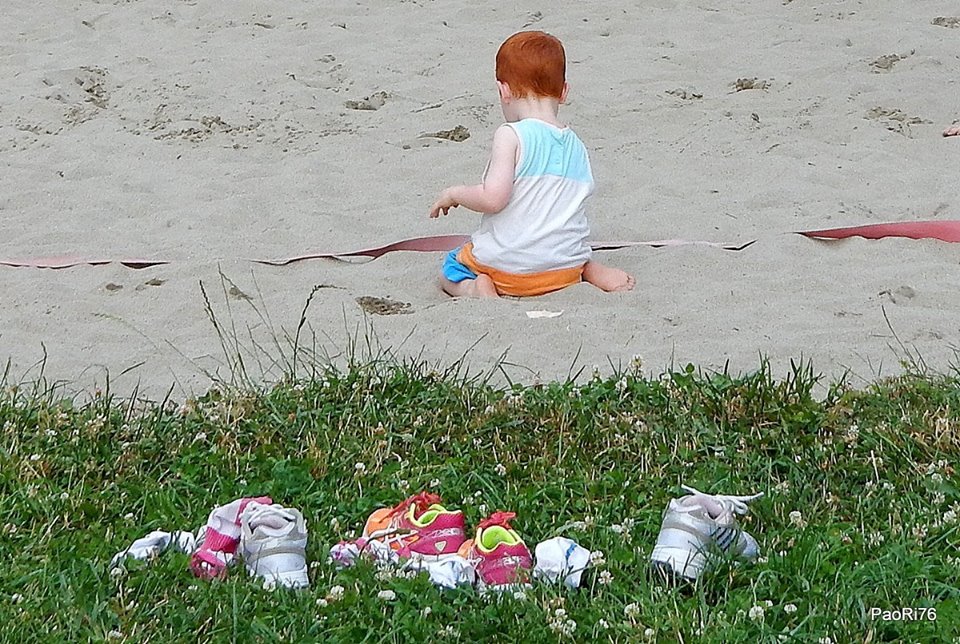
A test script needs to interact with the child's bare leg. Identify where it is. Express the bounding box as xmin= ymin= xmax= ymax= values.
xmin=440 ymin=274 xmax=499 ymax=298
xmin=582 ymin=260 xmax=635 ymax=292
